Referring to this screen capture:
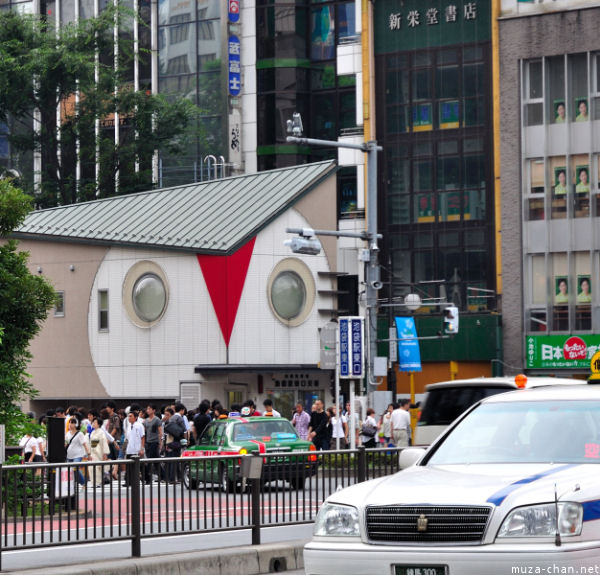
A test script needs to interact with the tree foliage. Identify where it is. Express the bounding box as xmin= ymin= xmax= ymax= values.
xmin=0 ymin=9 xmax=199 ymax=206
xmin=0 ymin=179 xmax=55 ymax=442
